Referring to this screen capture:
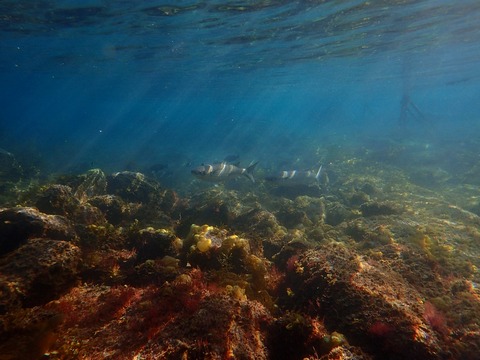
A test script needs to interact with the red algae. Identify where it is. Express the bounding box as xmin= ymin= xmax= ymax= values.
xmin=423 ymin=301 xmax=449 ymax=335
xmin=368 ymin=321 xmax=395 ymax=337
